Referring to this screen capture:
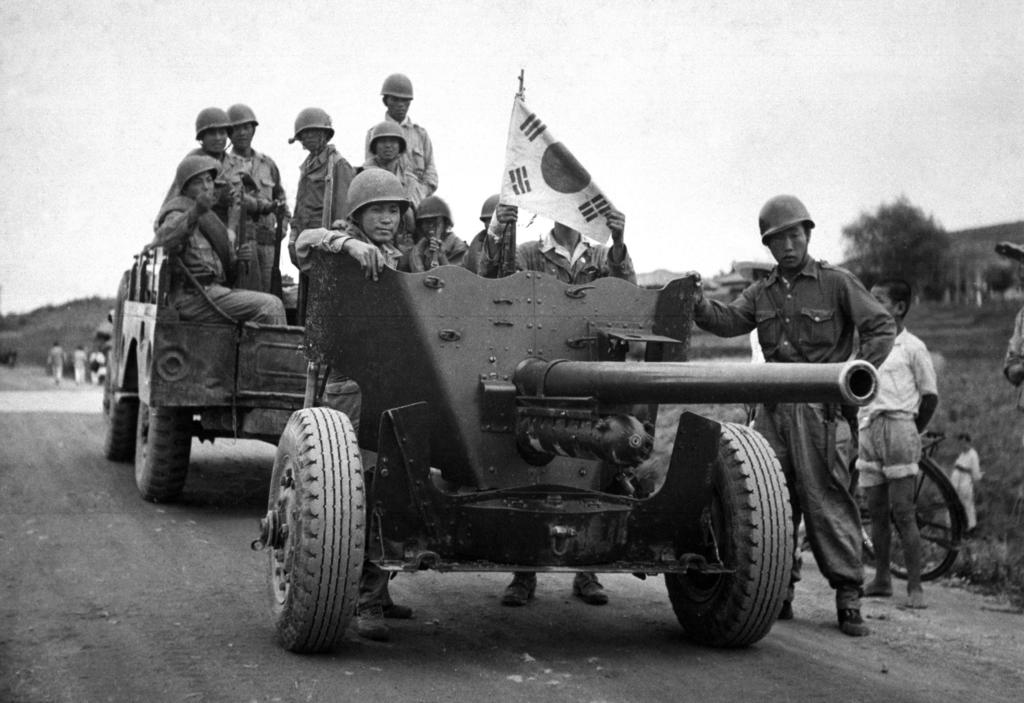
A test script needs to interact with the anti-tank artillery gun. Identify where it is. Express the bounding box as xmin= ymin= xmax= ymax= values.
xmin=255 ymin=255 xmax=877 ymax=653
